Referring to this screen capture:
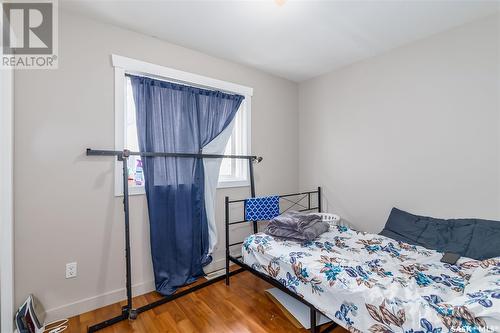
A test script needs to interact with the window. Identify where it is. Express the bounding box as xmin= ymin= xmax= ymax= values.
xmin=218 ymin=99 xmax=250 ymax=188
xmin=124 ymin=77 xmax=144 ymax=192
xmin=113 ymin=55 xmax=253 ymax=196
